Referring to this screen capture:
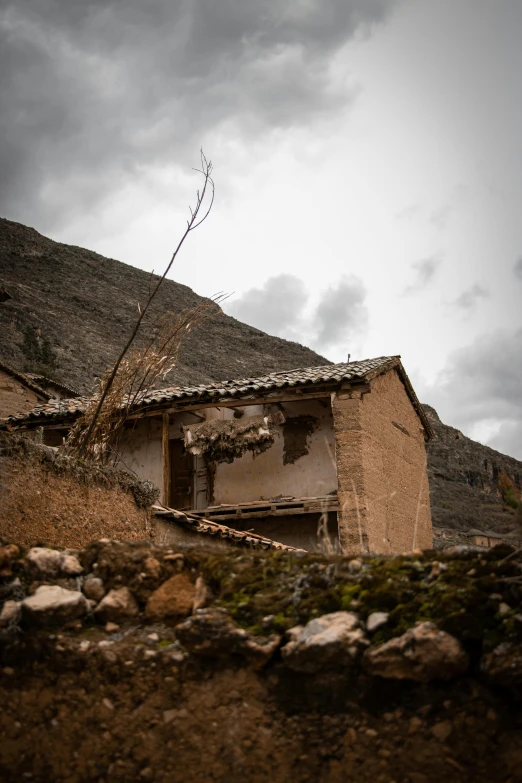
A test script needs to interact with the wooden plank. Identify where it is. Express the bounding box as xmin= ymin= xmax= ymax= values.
xmin=137 ymin=389 xmax=334 ymax=418
xmin=189 ymin=502 xmax=340 ymax=523
xmin=162 ymin=412 xmax=170 ymax=506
